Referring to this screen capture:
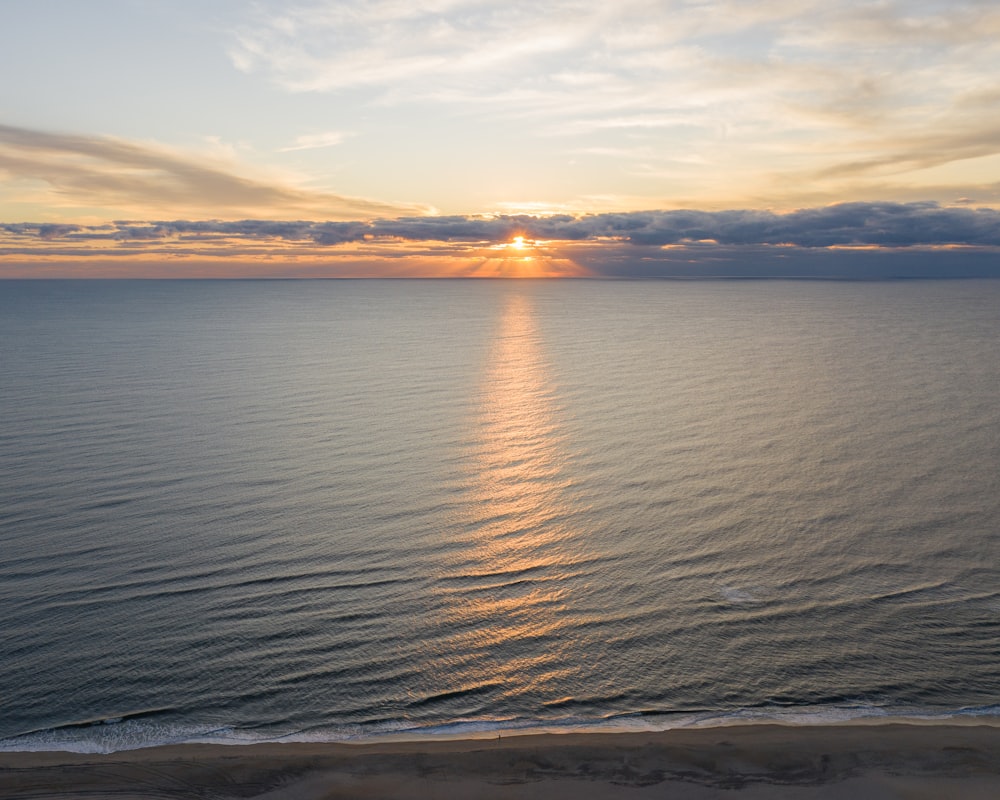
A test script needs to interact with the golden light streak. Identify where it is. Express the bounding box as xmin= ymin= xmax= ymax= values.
xmin=428 ymin=291 xmax=589 ymax=700
xmin=0 ymin=230 xmax=592 ymax=278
